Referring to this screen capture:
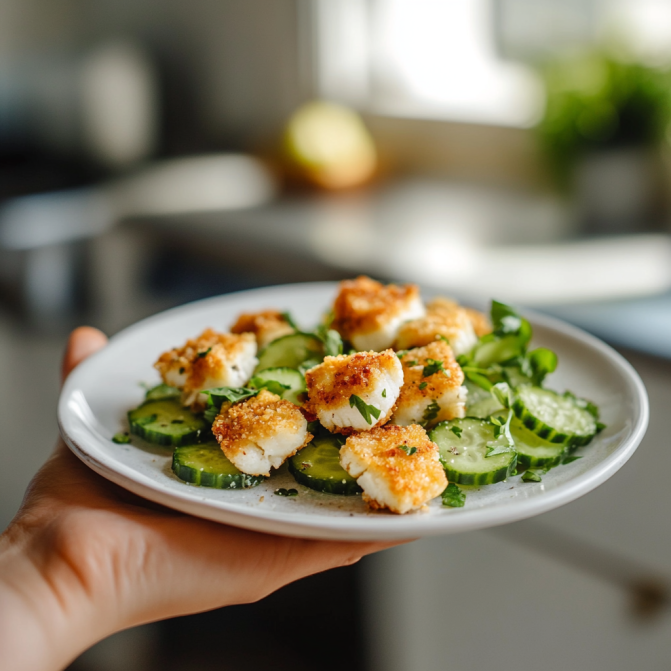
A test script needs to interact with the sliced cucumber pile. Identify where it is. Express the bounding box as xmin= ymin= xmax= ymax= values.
xmin=172 ymin=441 xmax=265 ymax=489
xmin=430 ymin=418 xmax=517 ymax=486
xmin=251 ymin=367 xmax=306 ymax=406
xmin=128 ymin=398 xmax=209 ymax=446
xmin=289 ymin=432 xmax=362 ymax=495
xmin=255 ymin=332 xmax=324 ymax=373
xmin=509 ymin=417 xmax=566 ymax=469
xmin=513 ymin=385 xmax=597 ymax=447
